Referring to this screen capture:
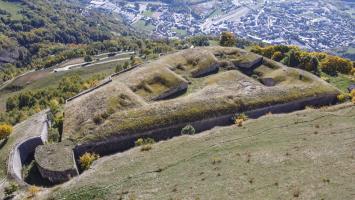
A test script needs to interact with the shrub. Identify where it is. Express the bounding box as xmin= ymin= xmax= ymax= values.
xmin=140 ymin=144 xmax=152 ymax=151
xmin=27 ymin=186 xmax=41 ymax=198
xmin=79 ymin=152 xmax=100 ymax=170
xmin=84 ymin=55 xmax=93 ymax=62
xmin=337 ymin=93 xmax=347 ymax=103
xmin=4 ymin=182 xmax=19 ymax=197
xmin=271 ymin=51 xmax=283 ymax=62
xmin=234 ymin=113 xmax=248 ymax=127
xmin=93 ymin=114 xmax=104 ymax=125
xmin=181 ymin=124 xmax=195 ymax=135
xmin=320 ymin=56 xmax=352 ymax=75
xmin=135 ymin=138 xmax=155 ymax=151
xmin=0 ymin=124 xmax=13 ymax=140
xmin=135 ymin=138 xmax=155 ymax=146
xmin=350 ymin=89 xmax=355 ymax=98
xmin=219 ymin=32 xmax=236 ymax=47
